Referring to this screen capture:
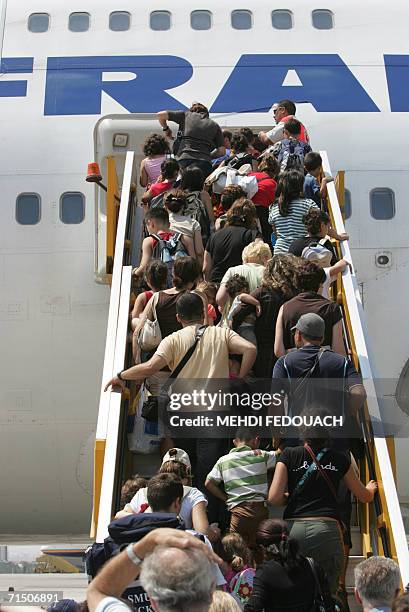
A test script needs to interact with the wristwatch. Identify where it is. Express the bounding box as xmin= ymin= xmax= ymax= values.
xmin=126 ymin=543 xmax=143 ymax=566
xmin=117 ymin=371 xmax=125 ymax=381
xmin=163 ymin=125 xmax=170 ymax=132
